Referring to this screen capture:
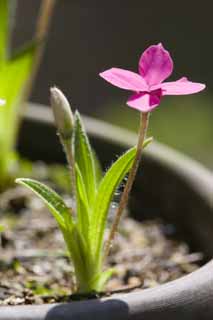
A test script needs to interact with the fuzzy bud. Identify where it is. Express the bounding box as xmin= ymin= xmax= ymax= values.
xmin=50 ymin=87 xmax=74 ymax=140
